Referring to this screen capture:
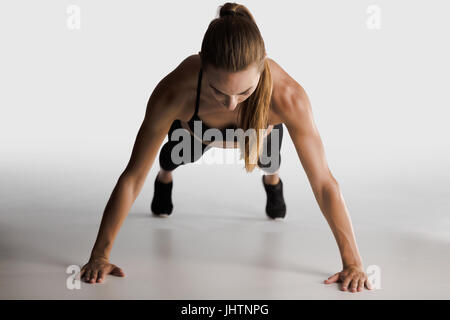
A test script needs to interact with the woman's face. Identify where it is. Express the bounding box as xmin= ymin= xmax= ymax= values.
xmin=204 ymin=62 xmax=261 ymax=111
